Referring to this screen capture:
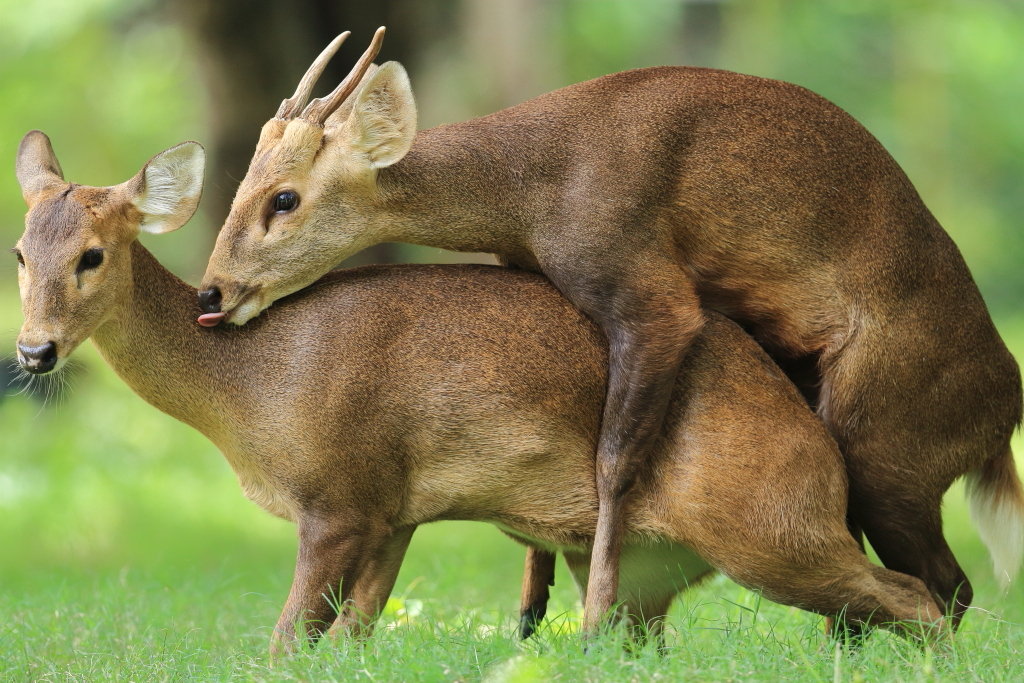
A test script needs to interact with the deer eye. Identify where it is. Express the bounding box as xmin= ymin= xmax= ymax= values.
xmin=77 ymin=248 xmax=104 ymax=272
xmin=272 ymin=191 xmax=299 ymax=213
xmin=13 ymin=249 xmax=24 ymax=266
